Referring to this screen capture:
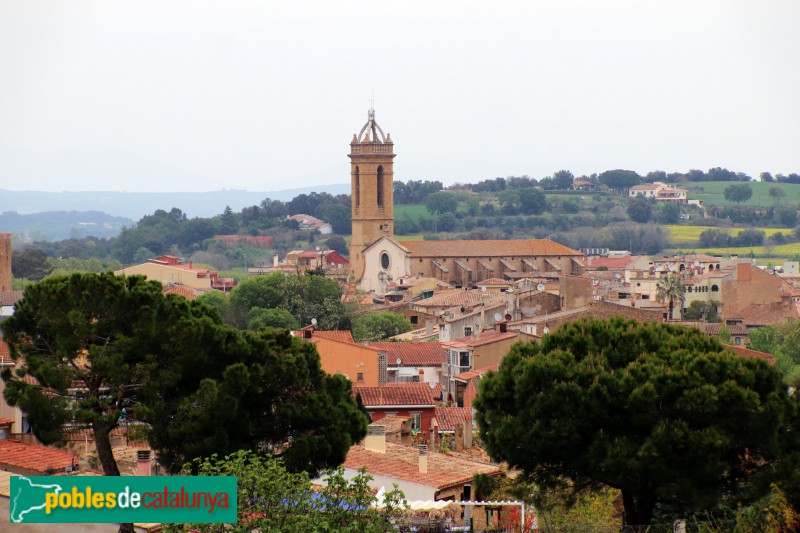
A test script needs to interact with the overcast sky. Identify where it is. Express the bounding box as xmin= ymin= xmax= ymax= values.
xmin=1 ymin=1 xmax=798 ymax=193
